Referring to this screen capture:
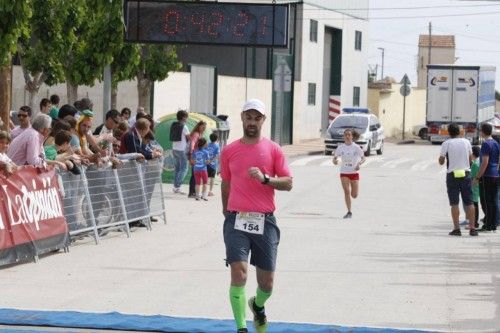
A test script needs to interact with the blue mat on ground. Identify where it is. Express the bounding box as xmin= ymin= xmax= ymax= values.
xmin=0 ymin=308 xmax=437 ymax=333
